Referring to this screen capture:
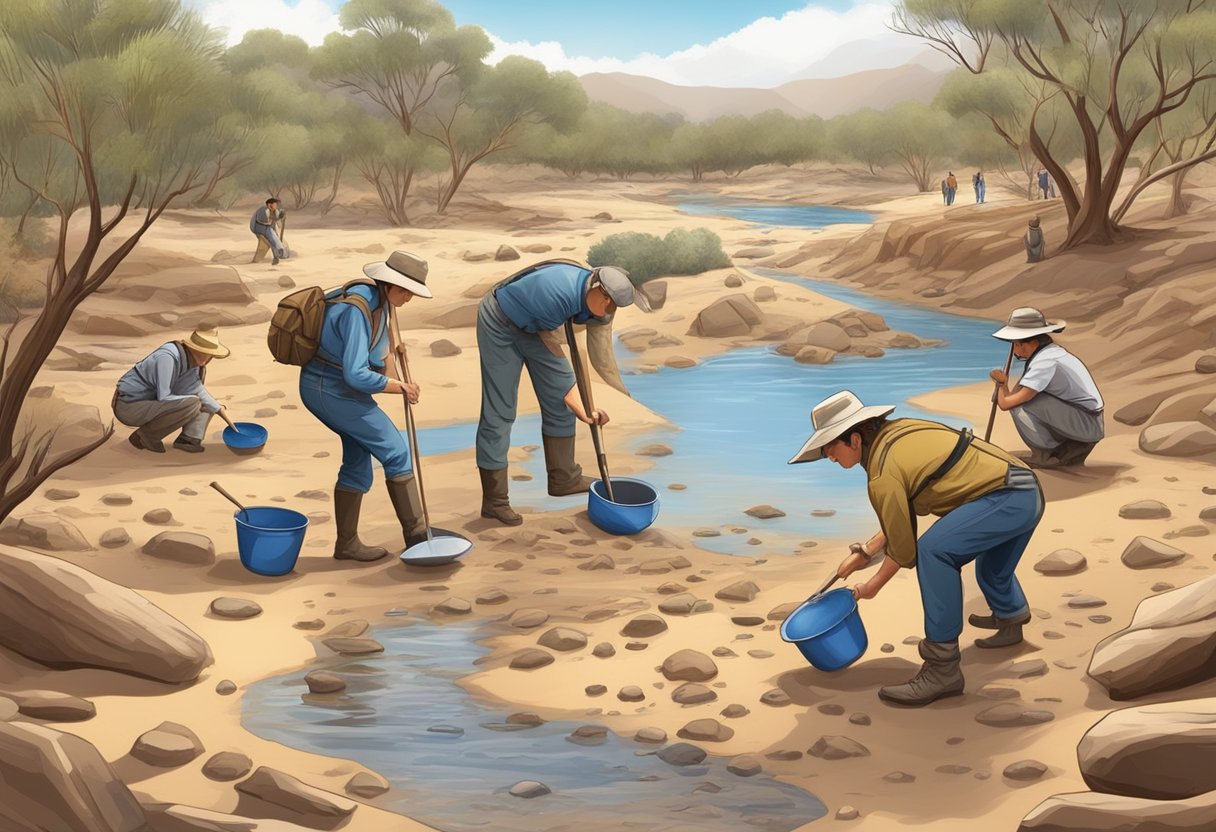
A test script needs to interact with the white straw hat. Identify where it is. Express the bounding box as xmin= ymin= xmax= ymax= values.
xmin=184 ymin=327 xmax=230 ymax=358
xmin=788 ymin=390 xmax=895 ymax=464
xmin=991 ymin=307 xmax=1065 ymax=341
xmin=362 ymin=251 xmax=433 ymax=298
